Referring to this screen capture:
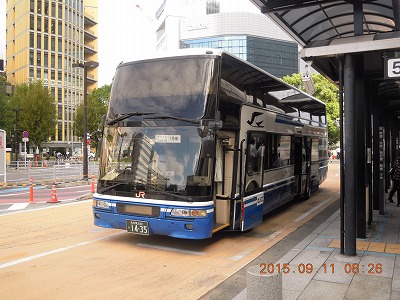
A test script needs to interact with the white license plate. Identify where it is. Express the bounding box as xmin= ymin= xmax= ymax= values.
xmin=126 ymin=220 xmax=149 ymax=235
